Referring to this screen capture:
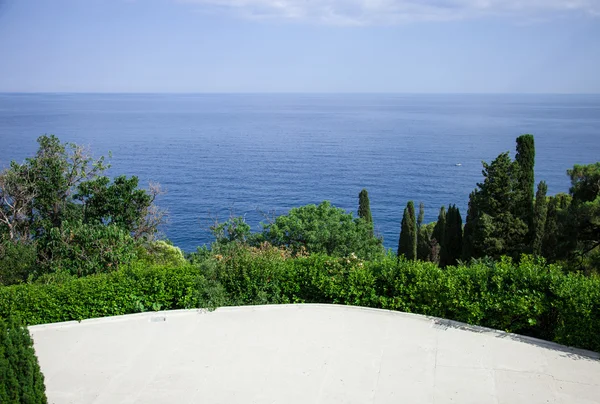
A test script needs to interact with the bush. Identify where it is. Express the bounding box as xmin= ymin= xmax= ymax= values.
xmin=37 ymin=221 xmax=138 ymax=277
xmin=261 ymin=201 xmax=384 ymax=260
xmin=0 ymin=317 xmax=47 ymax=403
xmin=0 ymin=251 xmax=598 ymax=352
xmin=0 ymin=264 xmax=205 ymax=325
xmin=137 ymin=240 xmax=187 ymax=267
